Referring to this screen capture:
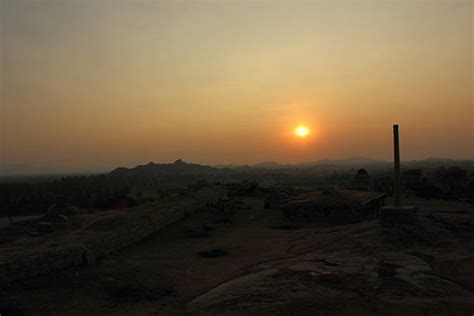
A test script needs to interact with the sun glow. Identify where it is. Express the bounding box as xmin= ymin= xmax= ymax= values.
xmin=294 ymin=125 xmax=310 ymax=138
